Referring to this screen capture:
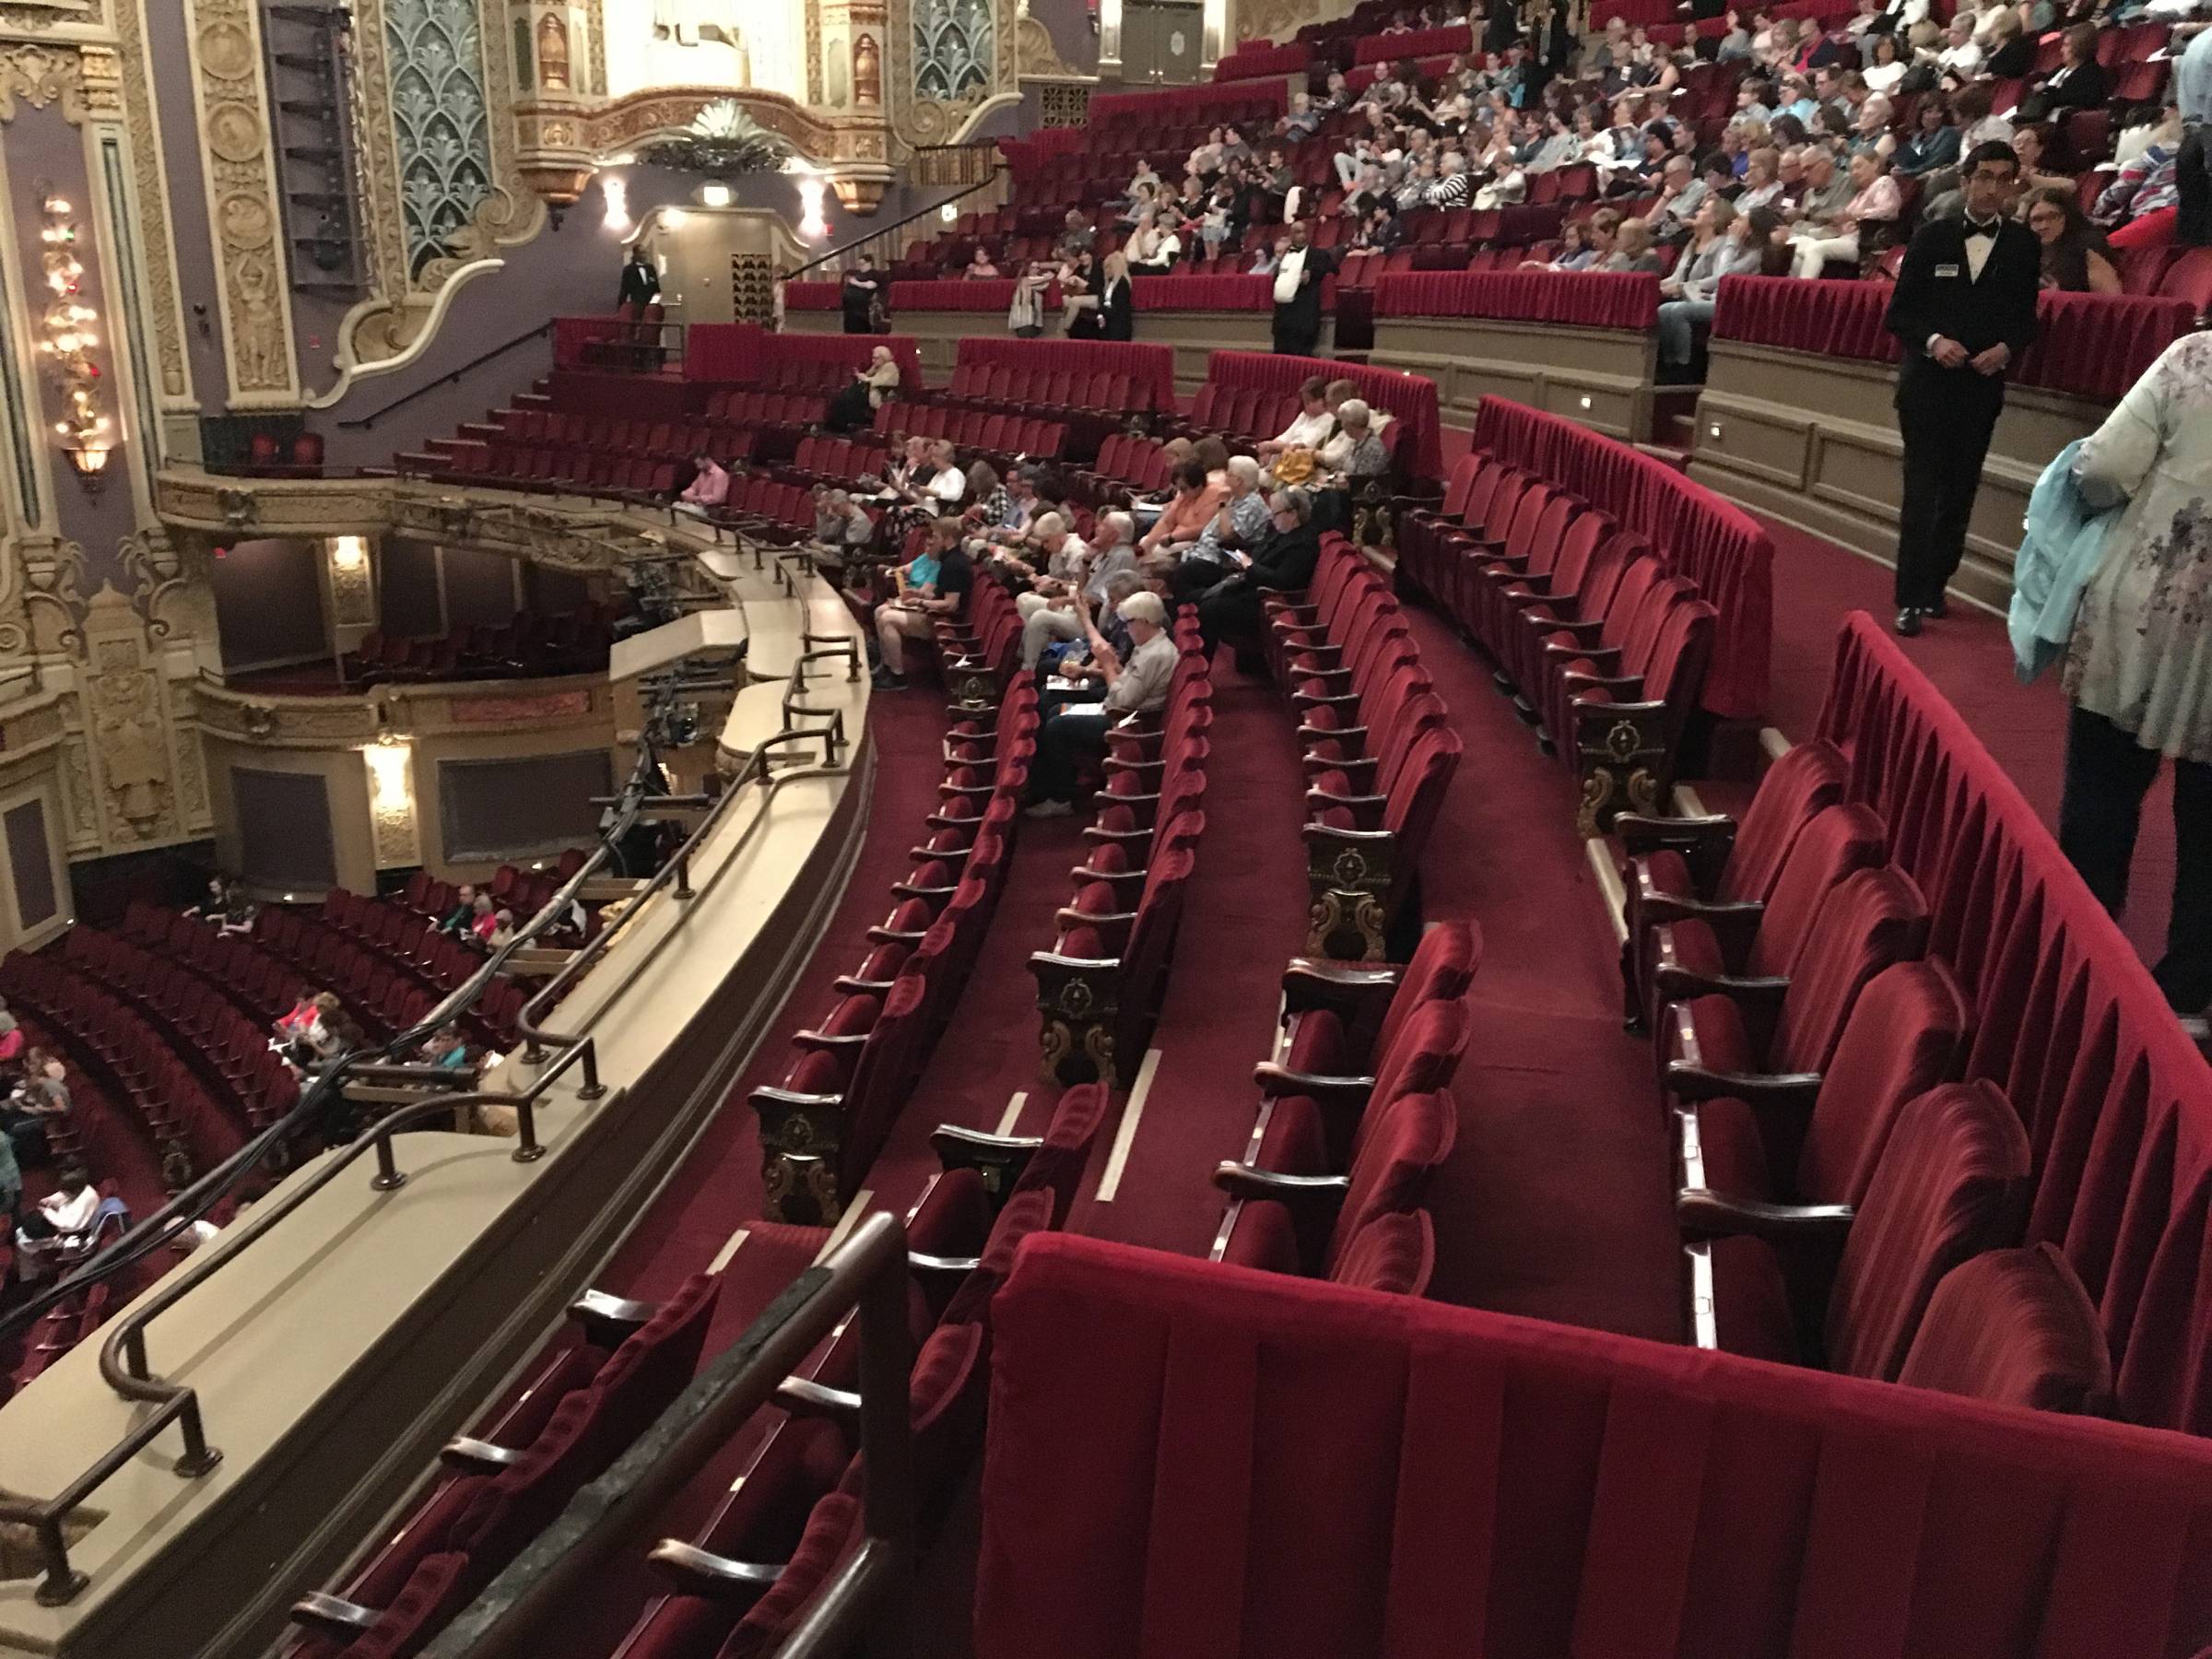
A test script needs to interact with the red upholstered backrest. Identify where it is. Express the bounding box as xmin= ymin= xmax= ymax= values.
xmin=1747 ymin=803 xmax=1888 ymax=981
xmin=1359 ymin=1001 xmax=1472 ymax=1159
xmin=1332 ymin=1089 xmax=1457 ymax=1267
xmin=944 ymin=1186 xmax=1058 ymax=1327
xmin=1373 ymin=920 xmax=1482 ymax=1063
xmin=1827 ymin=1080 xmax=2033 ymax=1382
xmin=1535 ymin=505 xmax=1614 ymax=607
xmin=1329 ymin=1209 xmax=1436 ymax=1296
xmin=1012 ymin=1082 xmax=1112 ymax=1222
xmin=1770 ymin=865 xmax=1929 ymax=1077
xmin=1797 ymin=958 xmax=1971 ymax=1206
xmin=1900 ymin=1241 xmax=2114 ymax=1415
xmin=979 ymin=1233 xmax=2212 ymax=1659
xmin=1382 ymin=725 xmax=1462 ymax=848
xmin=720 ymin=1492 xmax=863 ymax=1658
xmin=1720 ymin=738 xmax=1850 ymax=907
xmin=343 ymin=1551 xmax=473 ymax=1658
